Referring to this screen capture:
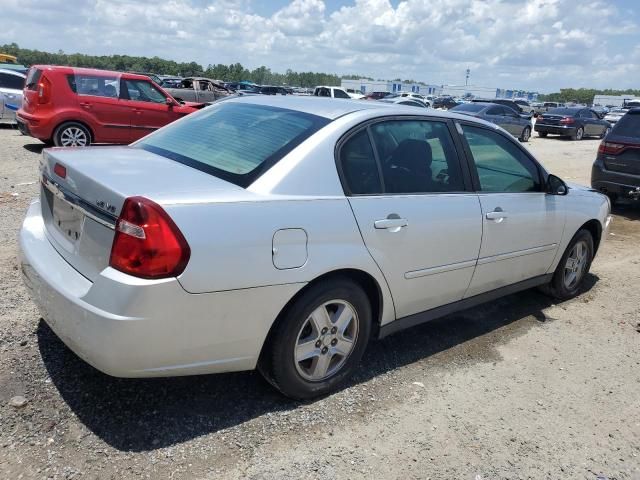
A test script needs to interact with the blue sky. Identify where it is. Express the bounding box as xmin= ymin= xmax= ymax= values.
xmin=2 ymin=0 xmax=639 ymax=92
